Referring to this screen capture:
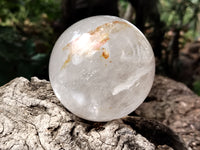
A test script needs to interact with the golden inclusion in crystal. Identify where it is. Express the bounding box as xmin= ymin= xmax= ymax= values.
xmin=61 ymin=21 xmax=131 ymax=69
